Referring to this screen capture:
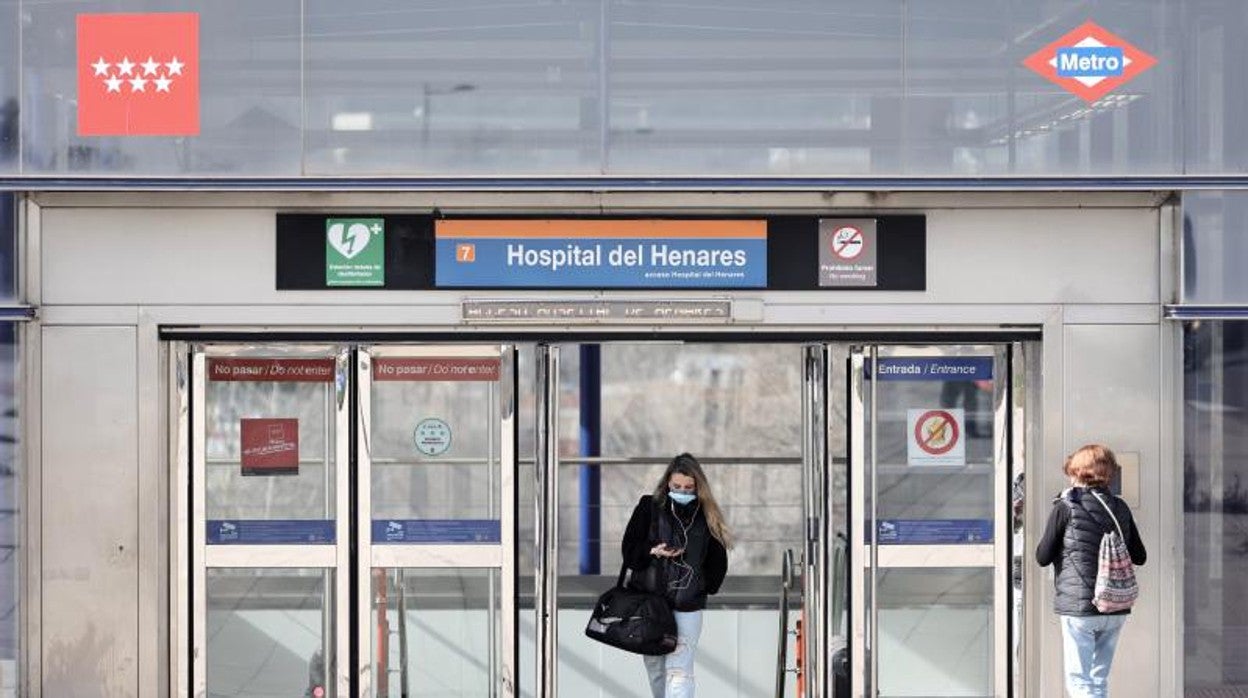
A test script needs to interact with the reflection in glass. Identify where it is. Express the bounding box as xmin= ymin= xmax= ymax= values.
xmin=207 ymin=568 xmax=333 ymax=698
xmin=1184 ymin=320 xmax=1248 ymax=692
xmin=872 ymin=355 xmax=995 ymax=530
xmin=370 ymin=369 xmax=500 ymax=523
xmin=876 ymin=568 xmax=993 ymax=697
xmin=0 ymin=323 xmax=16 ymax=697
xmin=370 ymin=568 xmax=499 ymax=697
xmin=205 ymin=376 xmax=336 ymax=521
